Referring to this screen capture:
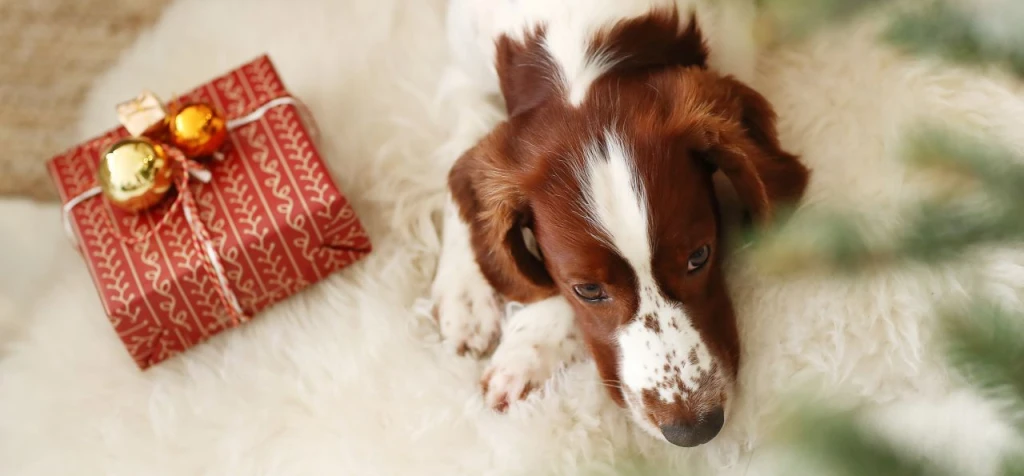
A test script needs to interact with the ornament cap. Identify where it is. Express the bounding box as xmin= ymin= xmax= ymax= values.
xmin=116 ymin=90 xmax=168 ymax=137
